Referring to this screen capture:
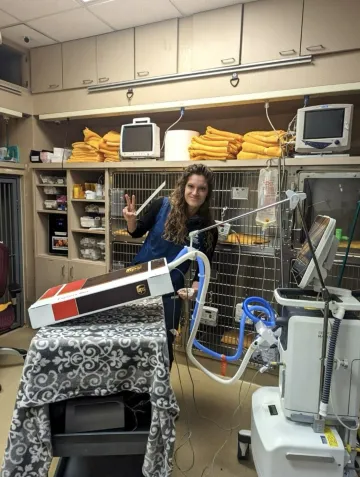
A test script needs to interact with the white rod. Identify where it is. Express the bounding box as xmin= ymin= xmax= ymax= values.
xmin=135 ymin=180 xmax=166 ymax=216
